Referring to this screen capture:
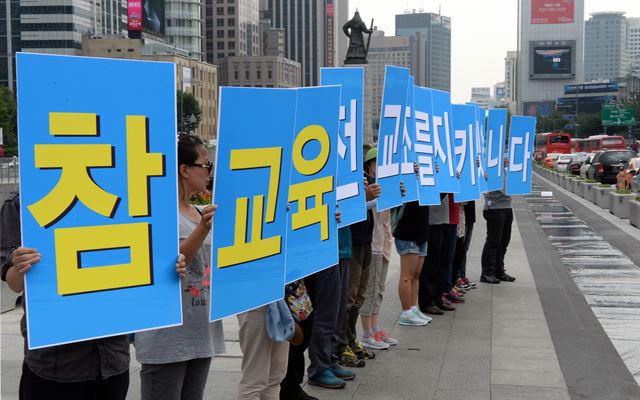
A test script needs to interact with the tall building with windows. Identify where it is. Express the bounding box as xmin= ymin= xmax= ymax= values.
xmin=504 ymin=51 xmax=518 ymax=102
xmin=627 ymin=17 xmax=640 ymax=78
xmin=395 ymin=11 xmax=451 ymax=91
xmin=92 ymin=0 xmax=128 ymax=36
xmin=264 ymin=0 xmax=348 ymax=86
xmin=203 ymin=0 xmax=259 ymax=65
xmin=165 ymin=0 xmax=204 ymax=60
xmin=1 ymin=0 xmax=20 ymax=90
xmin=584 ymin=12 xmax=630 ymax=82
